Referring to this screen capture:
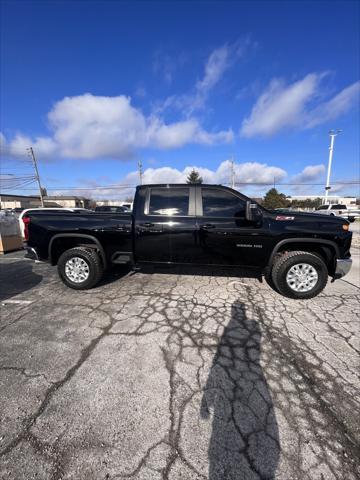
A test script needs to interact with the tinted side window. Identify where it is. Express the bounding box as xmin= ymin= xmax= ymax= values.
xmin=149 ymin=188 xmax=190 ymax=216
xmin=202 ymin=188 xmax=245 ymax=217
xmin=331 ymin=204 xmax=346 ymax=209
